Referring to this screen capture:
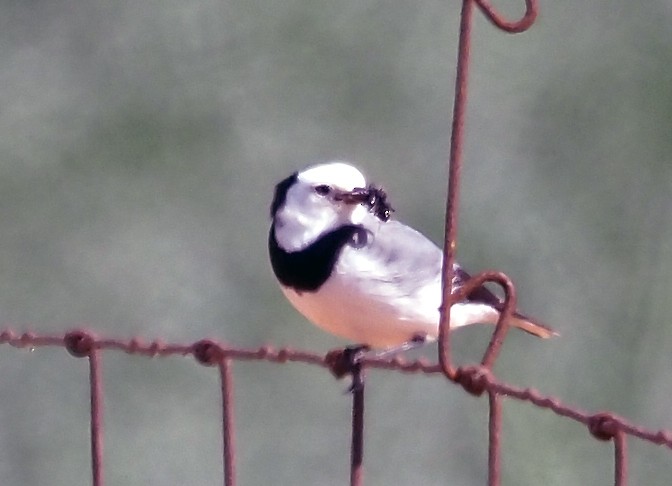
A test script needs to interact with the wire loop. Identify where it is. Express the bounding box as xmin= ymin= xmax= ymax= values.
xmin=474 ymin=0 xmax=538 ymax=33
